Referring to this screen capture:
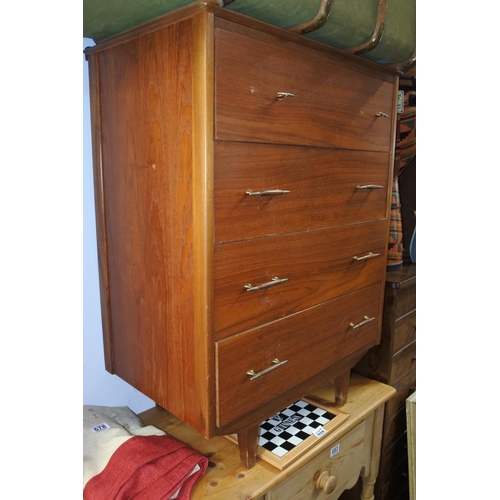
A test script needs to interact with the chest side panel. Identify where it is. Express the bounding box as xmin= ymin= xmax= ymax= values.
xmin=91 ymin=13 xmax=214 ymax=435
